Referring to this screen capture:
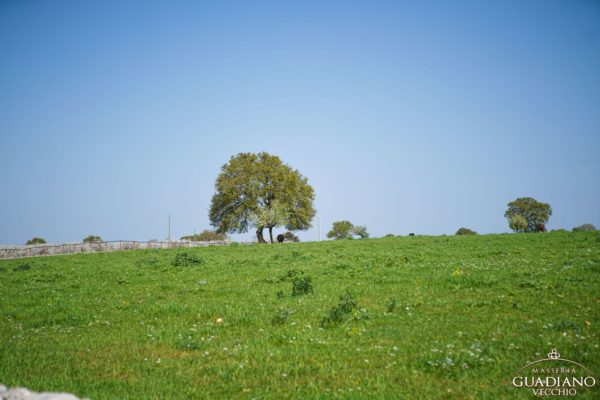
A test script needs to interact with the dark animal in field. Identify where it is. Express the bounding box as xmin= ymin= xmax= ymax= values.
xmin=409 ymin=233 xmax=415 ymax=237
xmin=535 ymin=223 xmax=546 ymax=233
xmin=277 ymin=234 xmax=285 ymax=243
